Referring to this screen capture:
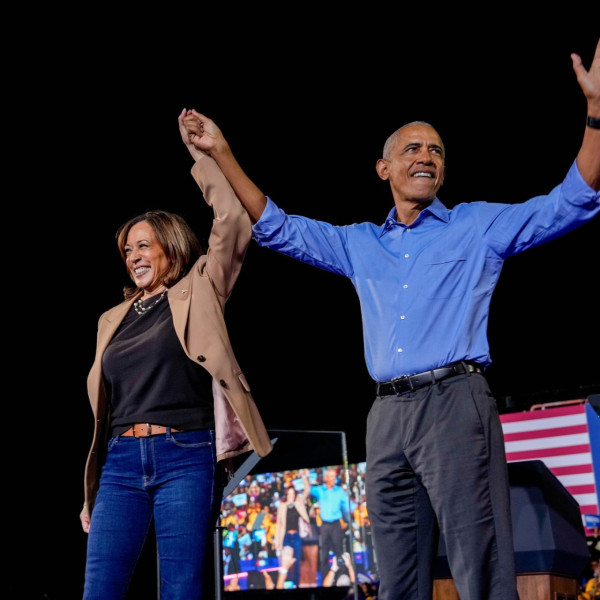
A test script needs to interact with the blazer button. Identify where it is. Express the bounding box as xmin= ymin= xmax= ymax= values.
xmin=220 ymin=379 xmax=227 ymax=388
xmin=197 ymin=355 xmax=206 ymax=362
